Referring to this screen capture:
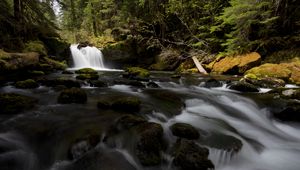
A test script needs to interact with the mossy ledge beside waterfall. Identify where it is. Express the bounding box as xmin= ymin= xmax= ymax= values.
xmin=70 ymin=44 xmax=106 ymax=70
